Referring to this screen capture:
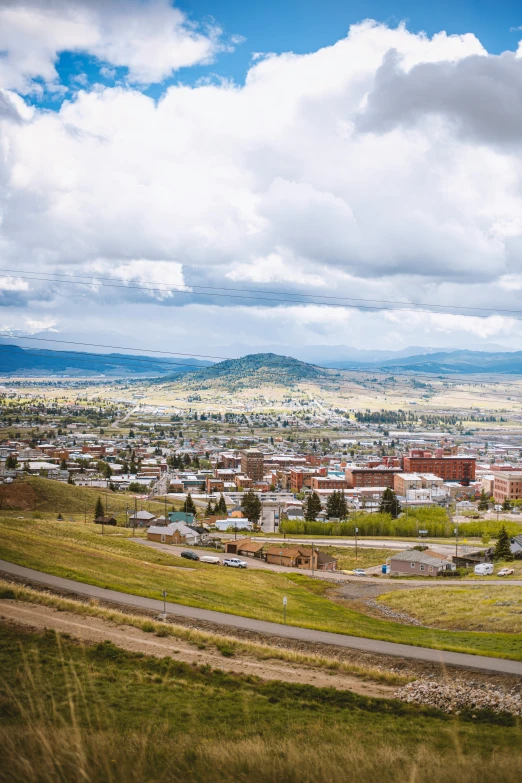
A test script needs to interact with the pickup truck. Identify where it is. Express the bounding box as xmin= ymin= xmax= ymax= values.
xmin=497 ymin=567 xmax=514 ymax=577
xmin=222 ymin=557 xmax=247 ymax=568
